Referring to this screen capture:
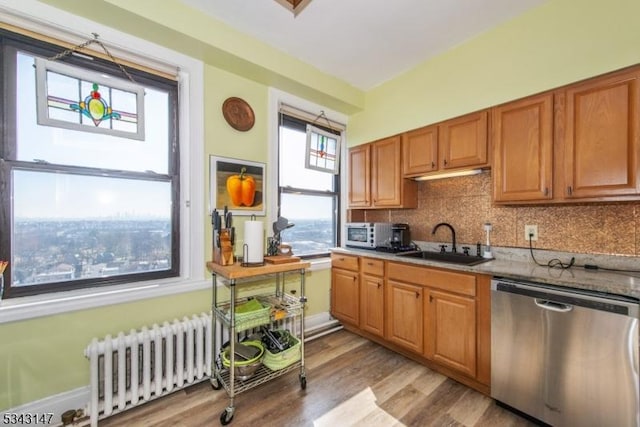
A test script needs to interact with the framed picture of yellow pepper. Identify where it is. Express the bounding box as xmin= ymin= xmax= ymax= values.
xmin=209 ymin=155 xmax=265 ymax=216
